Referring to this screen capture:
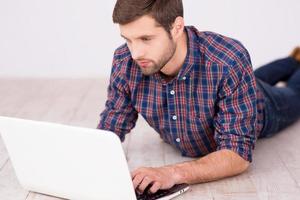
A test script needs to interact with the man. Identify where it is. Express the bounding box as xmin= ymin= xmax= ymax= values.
xmin=97 ymin=0 xmax=300 ymax=195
